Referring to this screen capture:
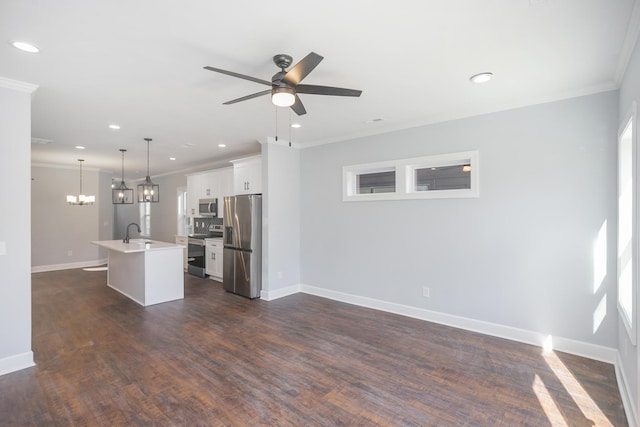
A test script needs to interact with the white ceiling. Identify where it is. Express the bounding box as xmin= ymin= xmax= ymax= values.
xmin=1 ymin=0 xmax=638 ymax=179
